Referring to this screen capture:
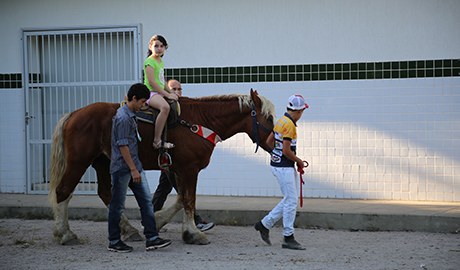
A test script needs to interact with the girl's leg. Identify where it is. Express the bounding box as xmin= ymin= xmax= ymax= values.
xmin=148 ymin=94 xmax=173 ymax=148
